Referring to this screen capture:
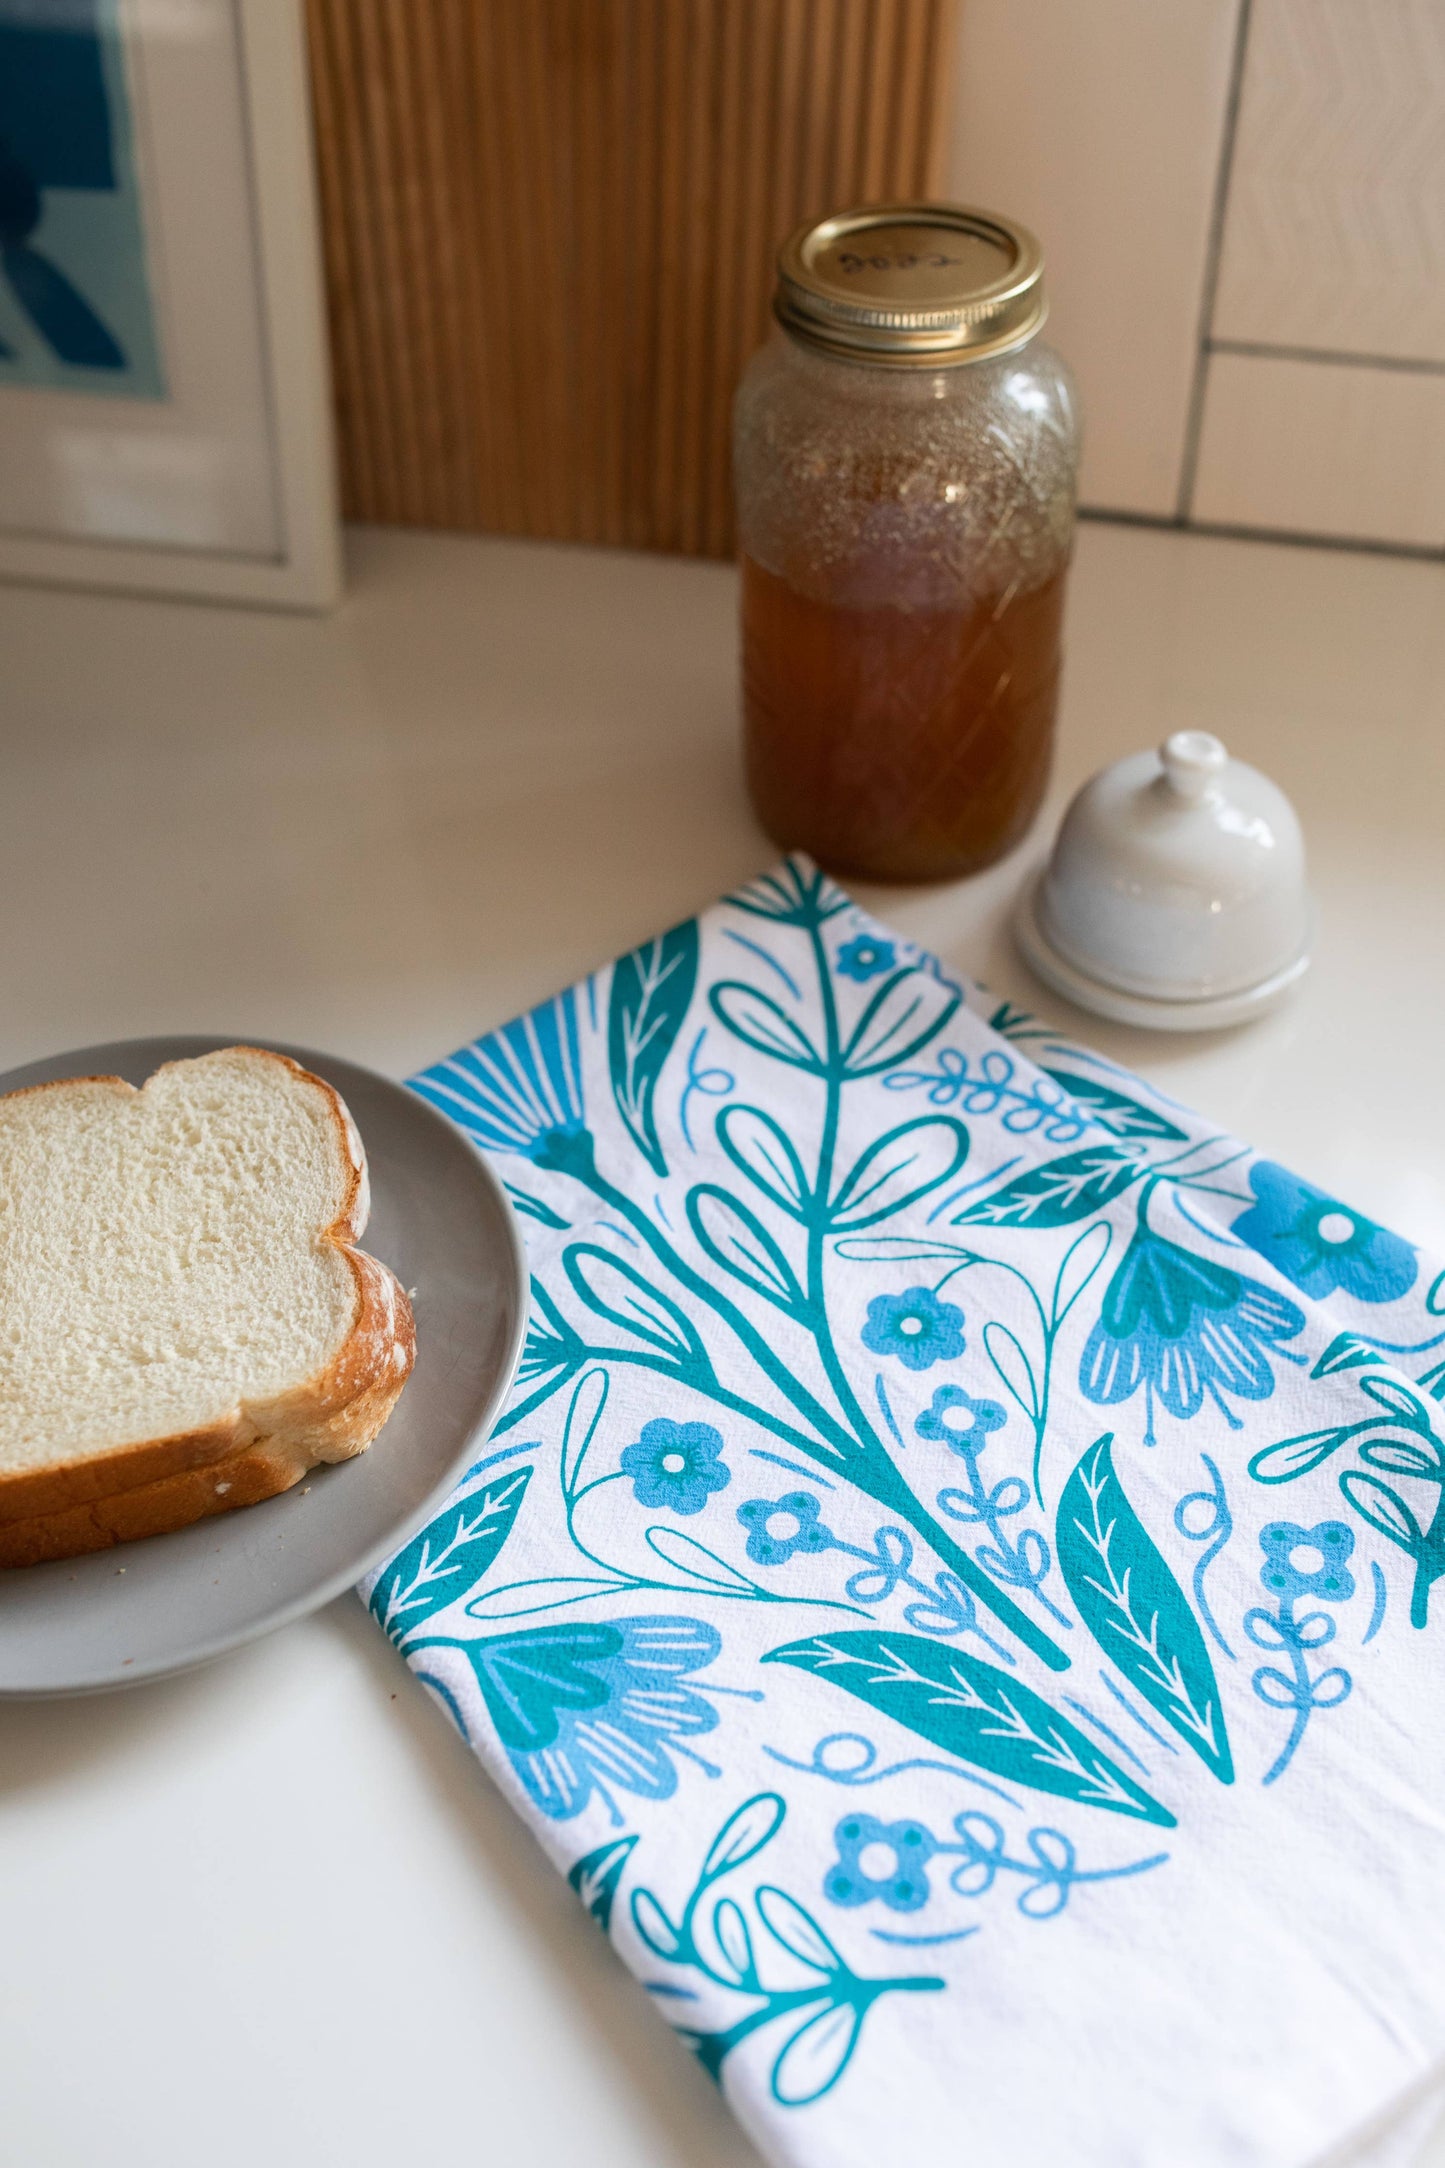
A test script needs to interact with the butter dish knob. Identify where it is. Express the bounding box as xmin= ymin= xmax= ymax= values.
xmin=1160 ymin=729 xmax=1228 ymax=802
